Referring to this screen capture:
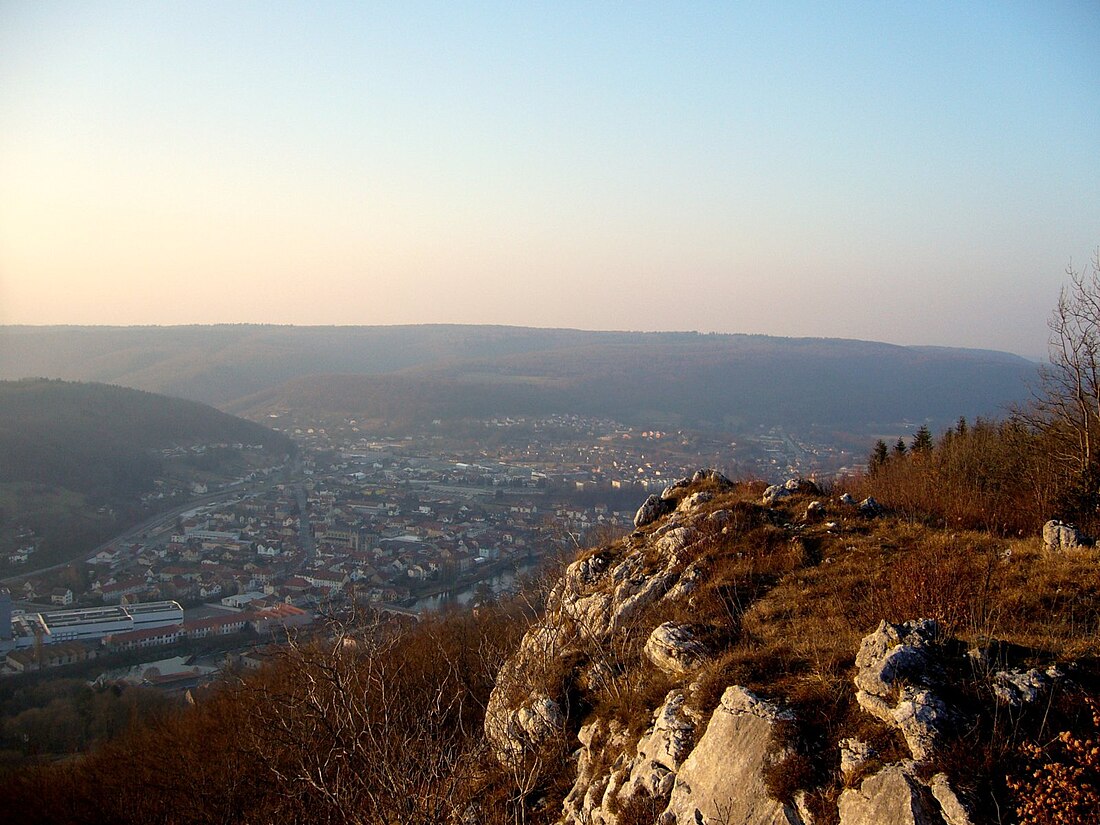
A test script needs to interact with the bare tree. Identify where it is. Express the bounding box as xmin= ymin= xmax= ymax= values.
xmin=238 ymin=614 xmax=482 ymax=824
xmin=1028 ymin=249 xmax=1100 ymax=478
